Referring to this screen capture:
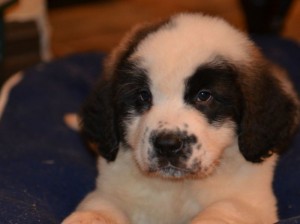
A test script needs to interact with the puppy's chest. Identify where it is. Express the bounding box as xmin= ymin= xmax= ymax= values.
xmin=127 ymin=182 xmax=201 ymax=224
xmin=99 ymin=155 xmax=202 ymax=224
